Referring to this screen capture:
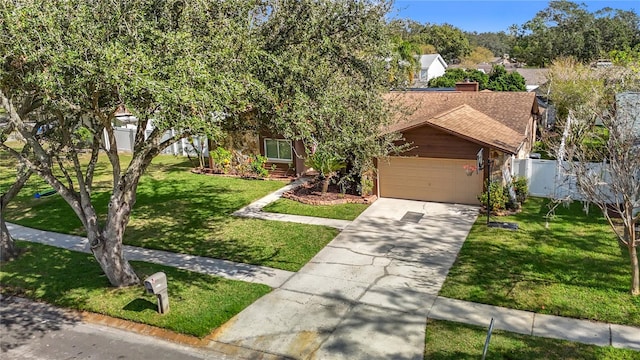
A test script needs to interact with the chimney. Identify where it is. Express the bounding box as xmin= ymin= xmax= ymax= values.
xmin=455 ymin=81 xmax=479 ymax=92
